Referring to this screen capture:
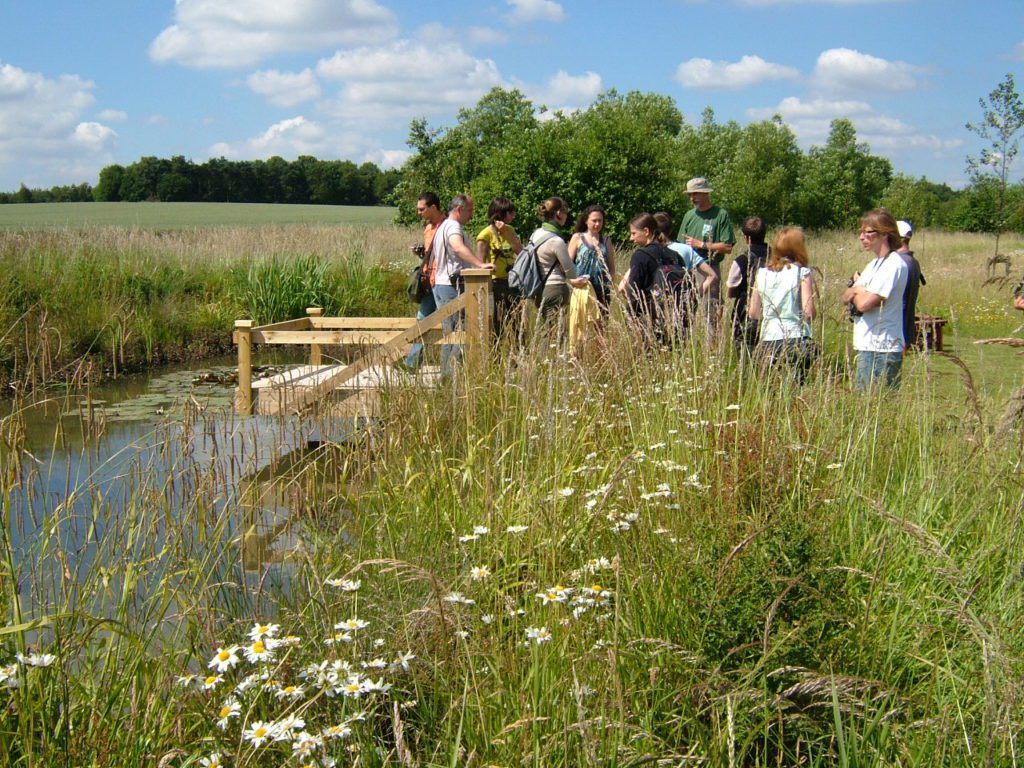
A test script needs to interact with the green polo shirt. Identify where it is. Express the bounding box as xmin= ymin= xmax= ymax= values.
xmin=678 ymin=205 xmax=735 ymax=266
